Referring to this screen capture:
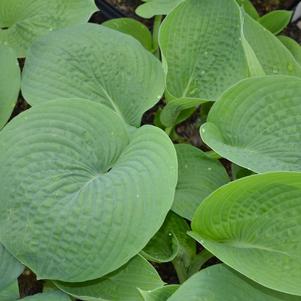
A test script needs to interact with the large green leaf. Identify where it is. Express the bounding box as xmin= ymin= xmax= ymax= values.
xmin=191 ymin=173 xmax=301 ymax=295
xmin=0 ymin=46 xmax=20 ymax=130
xmin=21 ymin=24 xmax=165 ymax=127
xmin=200 ymin=75 xmax=301 ymax=172
xmin=242 ymin=13 xmax=301 ymax=76
xmin=102 ymin=18 xmax=153 ymax=51
xmin=22 ymin=291 xmax=71 ymax=301
xmin=142 ymin=212 xmax=196 ymax=263
xmin=0 ymin=99 xmax=177 ymax=282
xmin=0 ymin=280 xmax=19 ymax=301
xmin=168 ymin=264 xmax=301 ymax=300
xmin=140 ymin=285 xmax=179 ymax=301
xmin=0 ymin=0 xmax=97 ymax=57
xmin=55 ymin=256 xmax=164 ymax=301
xmin=136 ymin=0 xmax=184 ymax=18
xmin=173 ymin=144 xmax=229 ymax=220
xmin=278 ymin=35 xmax=301 ymax=66
xmin=159 ymin=0 xmax=248 ymax=103
xmin=0 ymin=244 xmax=23 ymax=290
xmin=259 ymin=10 xmax=292 ymax=35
